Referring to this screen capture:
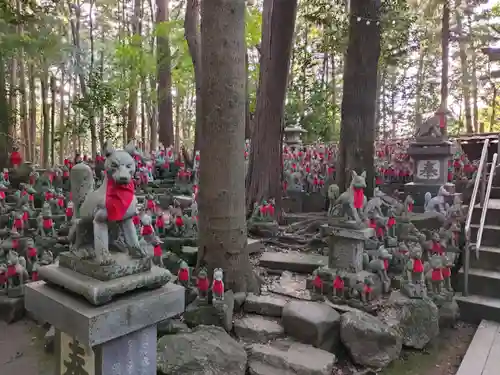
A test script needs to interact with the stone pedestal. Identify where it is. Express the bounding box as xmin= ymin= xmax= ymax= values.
xmin=405 ymin=140 xmax=454 ymax=206
xmin=25 ymin=281 xmax=184 ymax=375
xmin=325 ymin=226 xmax=375 ymax=272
